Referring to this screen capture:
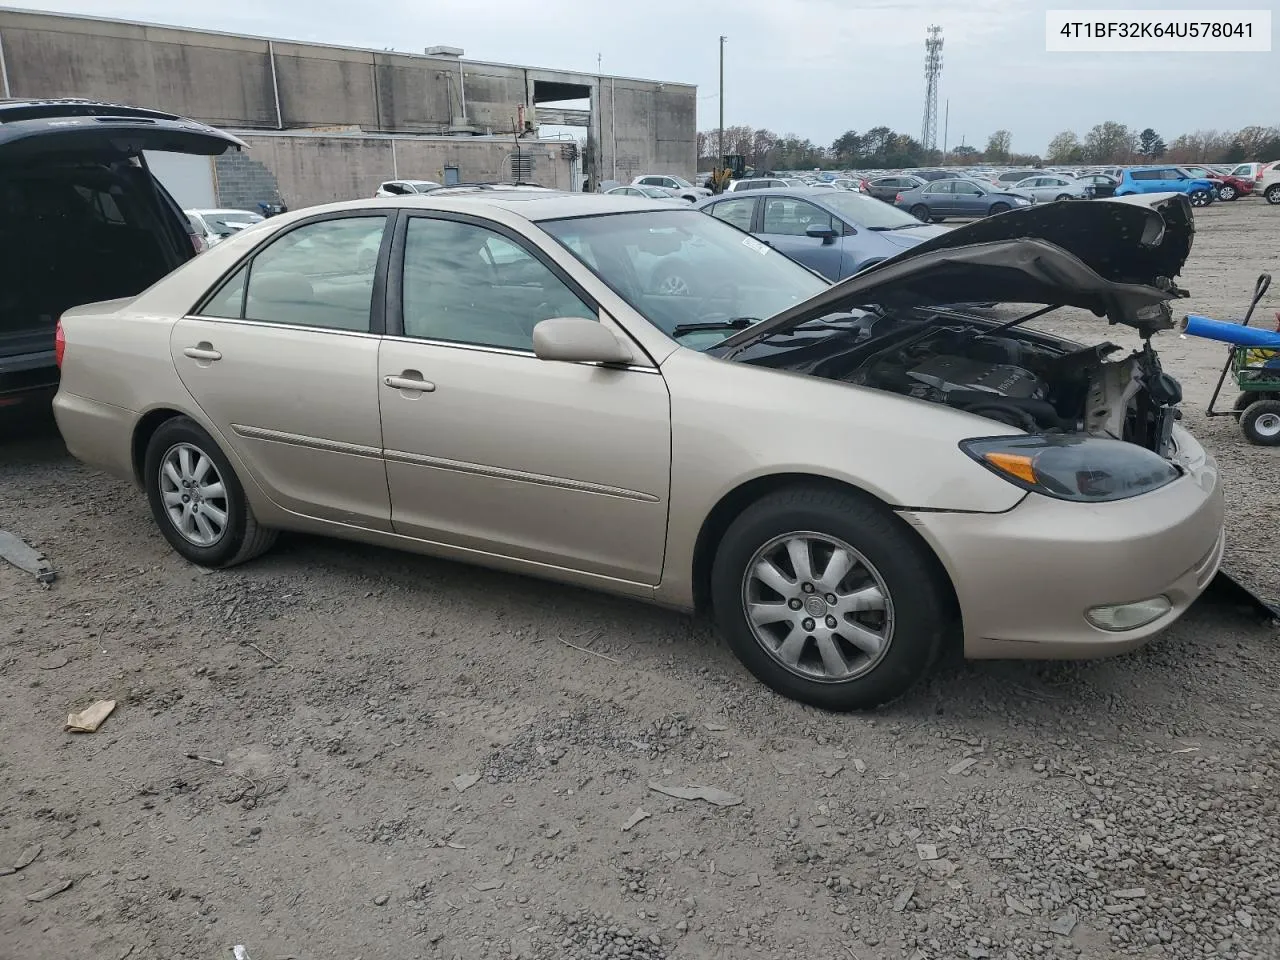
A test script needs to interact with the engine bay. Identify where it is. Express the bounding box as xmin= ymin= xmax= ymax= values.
xmin=801 ymin=311 xmax=1184 ymax=454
